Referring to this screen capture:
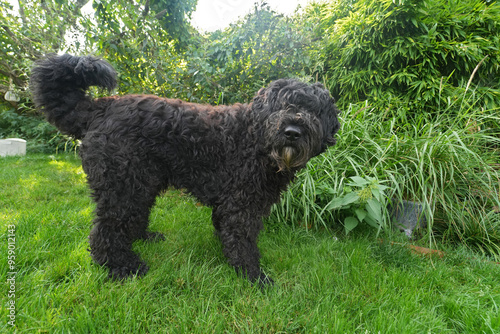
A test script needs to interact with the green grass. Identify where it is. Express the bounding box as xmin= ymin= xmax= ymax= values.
xmin=1 ymin=154 xmax=500 ymax=333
